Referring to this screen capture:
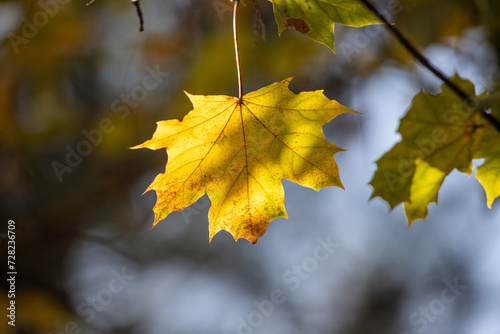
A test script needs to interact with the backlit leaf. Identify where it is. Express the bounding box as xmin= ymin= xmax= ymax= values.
xmin=134 ymin=79 xmax=353 ymax=243
xmin=370 ymin=76 xmax=500 ymax=224
xmin=475 ymin=103 xmax=500 ymax=208
xmin=269 ymin=0 xmax=381 ymax=52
